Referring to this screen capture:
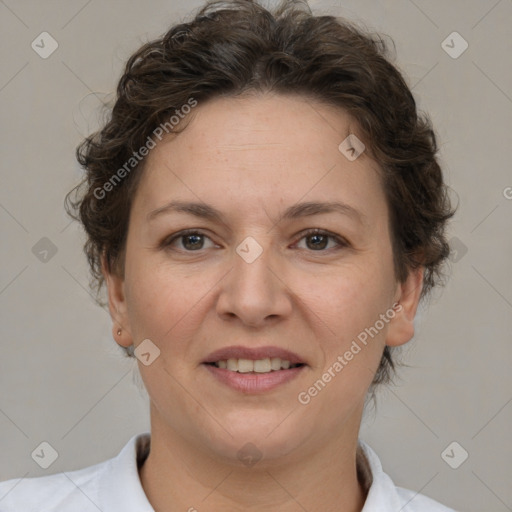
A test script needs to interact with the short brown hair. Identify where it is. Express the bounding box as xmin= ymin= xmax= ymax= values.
xmin=65 ymin=0 xmax=455 ymax=389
